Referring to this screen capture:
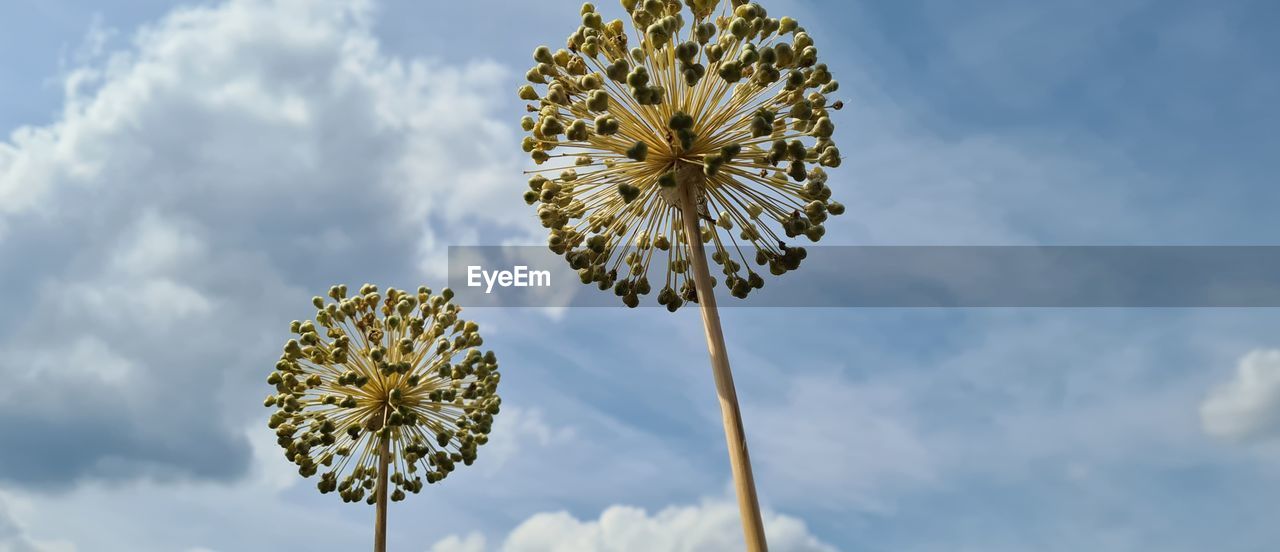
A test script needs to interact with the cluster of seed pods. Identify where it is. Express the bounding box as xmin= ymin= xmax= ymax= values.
xmin=519 ymin=0 xmax=845 ymax=310
xmin=265 ymin=284 xmax=500 ymax=504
